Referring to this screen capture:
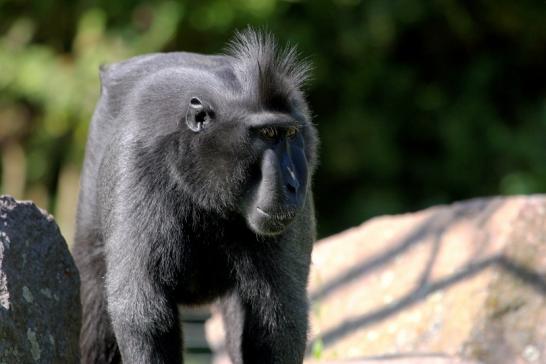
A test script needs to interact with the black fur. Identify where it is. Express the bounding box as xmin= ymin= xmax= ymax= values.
xmin=73 ymin=29 xmax=318 ymax=364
